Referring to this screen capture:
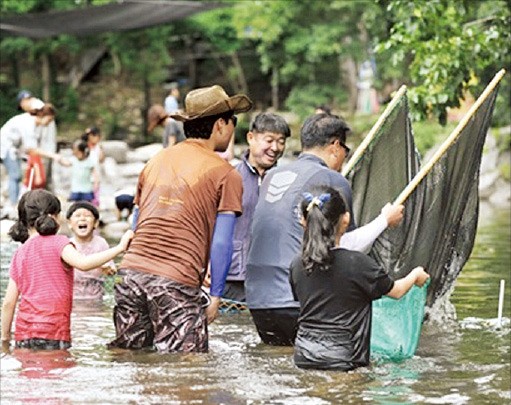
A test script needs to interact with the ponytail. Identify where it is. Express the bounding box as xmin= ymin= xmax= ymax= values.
xmin=300 ymin=186 xmax=347 ymax=274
